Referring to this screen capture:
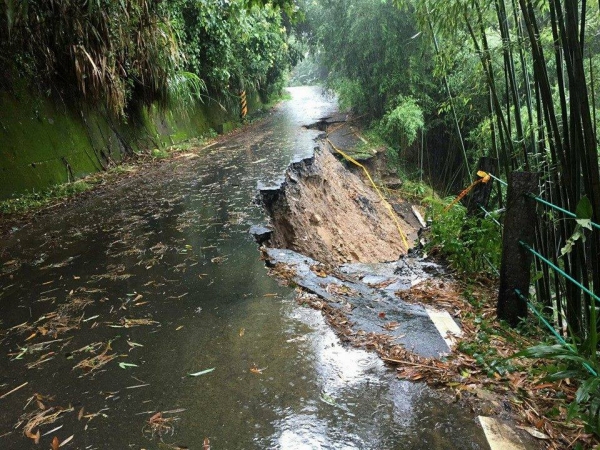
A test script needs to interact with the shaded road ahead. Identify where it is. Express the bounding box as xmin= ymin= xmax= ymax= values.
xmin=0 ymin=87 xmax=489 ymax=449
